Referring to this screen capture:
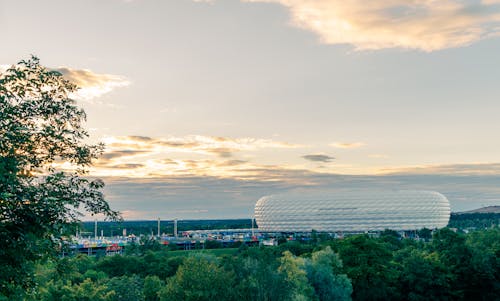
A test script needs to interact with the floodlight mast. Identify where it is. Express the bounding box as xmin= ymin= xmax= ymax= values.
xmin=174 ymin=219 xmax=178 ymax=238
xmin=251 ymin=216 xmax=255 ymax=236
xmin=158 ymin=217 xmax=160 ymax=237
